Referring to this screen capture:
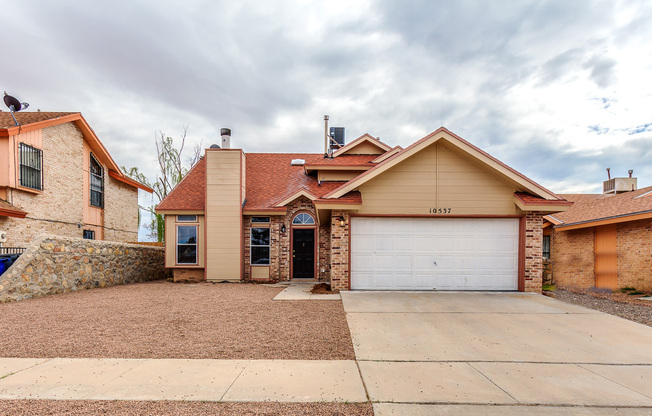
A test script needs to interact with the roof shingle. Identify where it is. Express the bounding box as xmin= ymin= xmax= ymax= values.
xmin=0 ymin=112 xmax=78 ymax=129
xmin=548 ymin=185 xmax=652 ymax=226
